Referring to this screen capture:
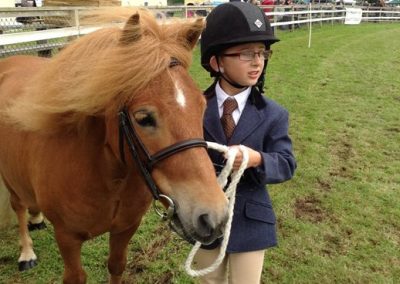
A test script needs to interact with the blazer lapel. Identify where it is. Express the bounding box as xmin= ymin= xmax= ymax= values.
xmin=204 ymin=94 xmax=227 ymax=144
xmin=229 ymin=98 xmax=263 ymax=145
